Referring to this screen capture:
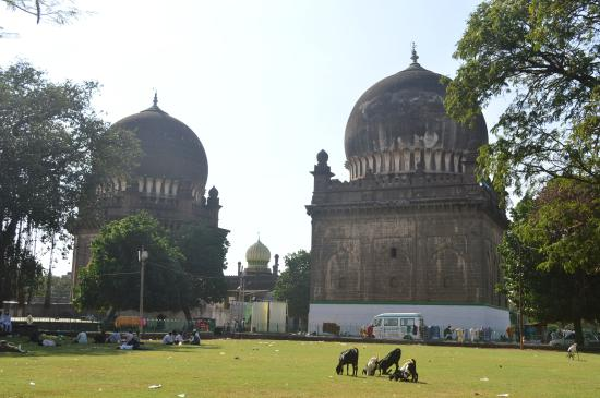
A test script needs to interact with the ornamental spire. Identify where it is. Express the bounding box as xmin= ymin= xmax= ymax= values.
xmin=410 ymin=41 xmax=420 ymax=67
xmin=153 ymin=91 xmax=158 ymax=107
